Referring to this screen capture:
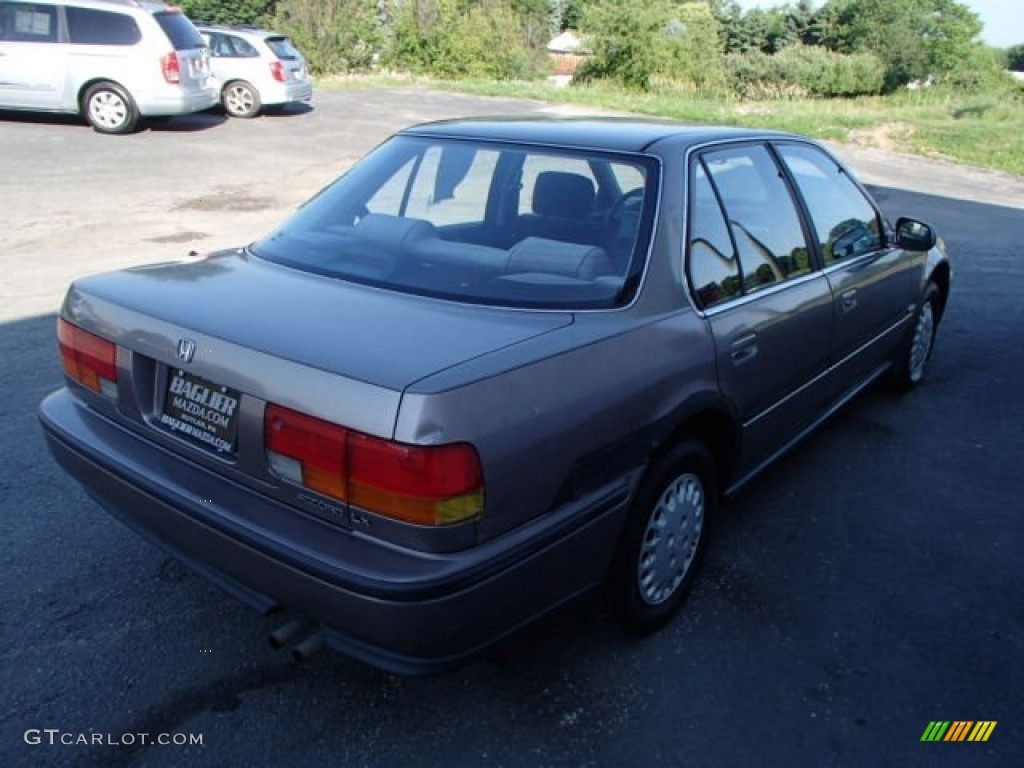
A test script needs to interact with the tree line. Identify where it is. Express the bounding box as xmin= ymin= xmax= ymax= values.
xmin=180 ymin=0 xmax=1022 ymax=98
